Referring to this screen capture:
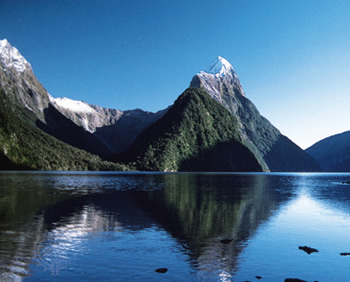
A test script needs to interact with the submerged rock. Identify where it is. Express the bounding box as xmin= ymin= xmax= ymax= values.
xmin=256 ymin=276 xmax=262 ymax=279
xmin=298 ymin=246 xmax=319 ymax=254
xmin=155 ymin=268 xmax=168 ymax=274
